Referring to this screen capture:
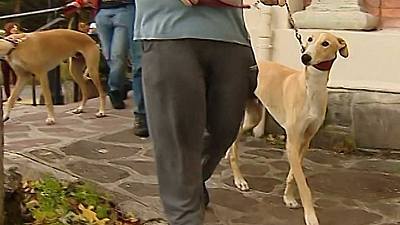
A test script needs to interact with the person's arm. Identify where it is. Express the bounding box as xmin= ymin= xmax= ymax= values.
xmin=181 ymin=0 xmax=286 ymax=7
xmin=67 ymin=0 xmax=98 ymax=8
